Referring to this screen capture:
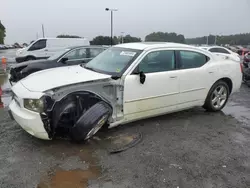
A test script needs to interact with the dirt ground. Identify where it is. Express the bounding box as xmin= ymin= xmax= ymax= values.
xmin=0 ymin=51 xmax=250 ymax=187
